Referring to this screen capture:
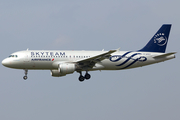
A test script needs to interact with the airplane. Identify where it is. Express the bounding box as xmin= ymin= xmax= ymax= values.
xmin=2 ymin=24 xmax=176 ymax=82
